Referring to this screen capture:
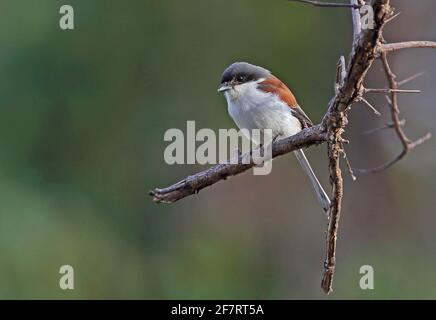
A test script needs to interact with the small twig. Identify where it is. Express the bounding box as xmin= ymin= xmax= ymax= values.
xmin=380 ymin=41 xmax=436 ymax=52
xmin=356 ymin=51 xmax=431 ymax=175
xmin=409 ymin=132 xmax=432 ymax=149
xmin=359 ymin=97 xmax=381 ymax=116
xmin=289 ymin=0 xmax=362 ymax=8
xmin=364 ymin=88 xmax=421 ymax=94
xmin=354 ymin=150 xmax=406 ymax=175
xmin=381 ymin=52 xmax=409 ymax=147
xmin=384 ymin=11 xmax=401 ymax=24
xmin=341 ymin=143 xmax=357 ymax=181
xmin=397 ymin=72 xmax=424 ymax=87
xmin=321 ymin=38 xmax=348 ymax=294
xmin=384 ymin=96 xmax=391 ymax=106
xmin=354 ymin=133 xmax=432 ymax=175
xmin=151 ymin=0 xmax=433 ymax=295
xmin=150 ymin=125 xmax=326 ymax=203
xmin=361 ymin=119 xmax=405 ymax=135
